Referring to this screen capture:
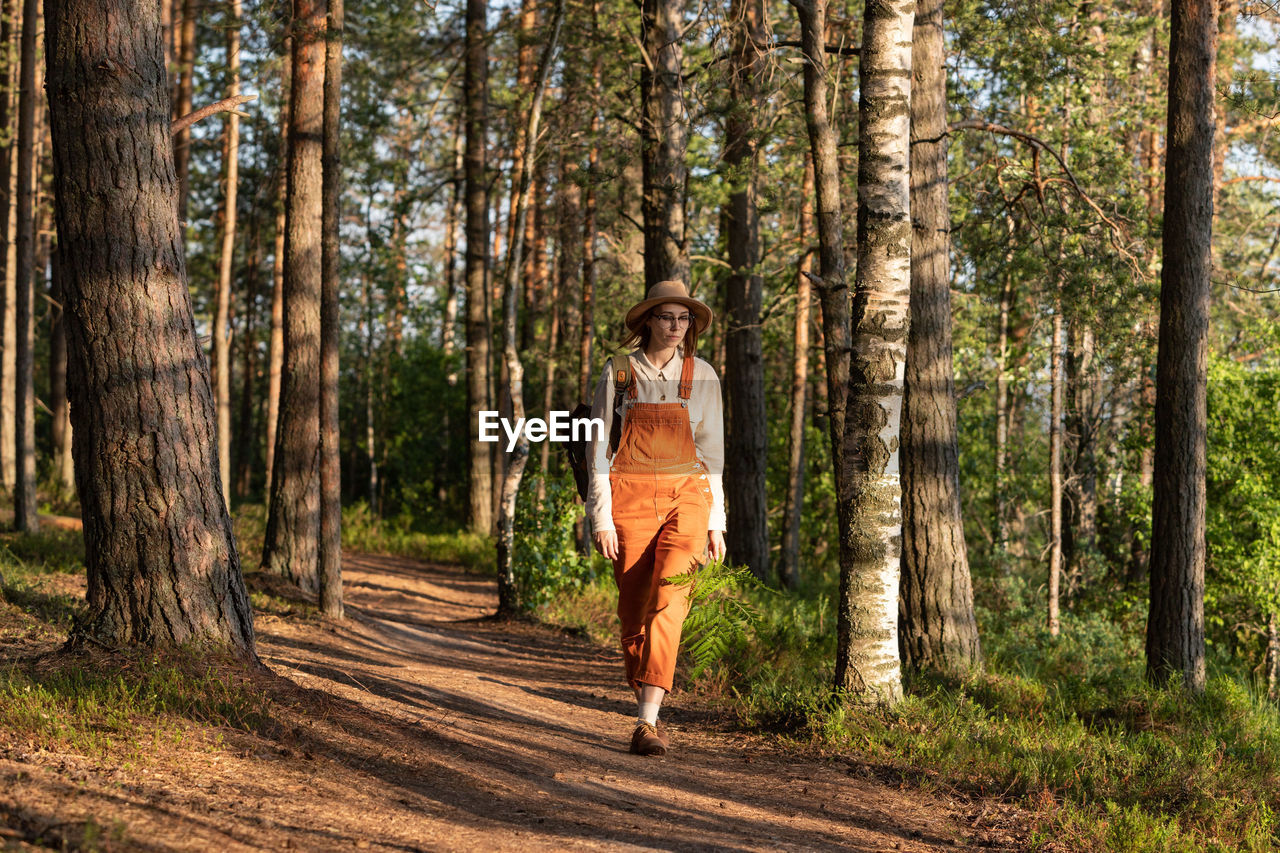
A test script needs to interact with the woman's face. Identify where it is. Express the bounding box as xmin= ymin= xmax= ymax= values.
xmin=647 ymin=302 xmax=693 ymax=348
